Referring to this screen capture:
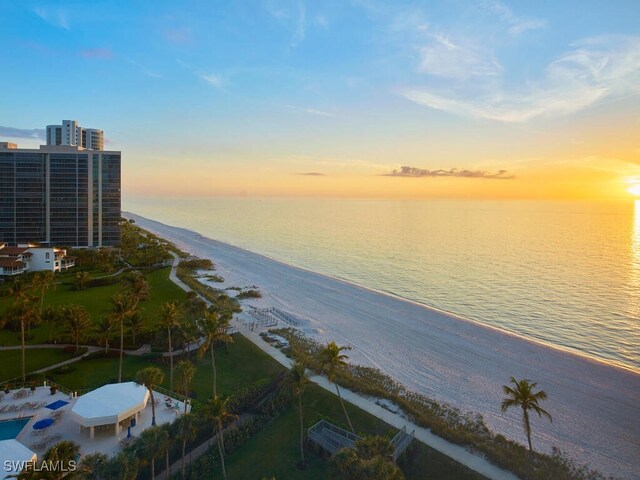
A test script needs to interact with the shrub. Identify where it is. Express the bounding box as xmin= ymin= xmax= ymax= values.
xmin=236 ymin=289 xmax=262 ymax=300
